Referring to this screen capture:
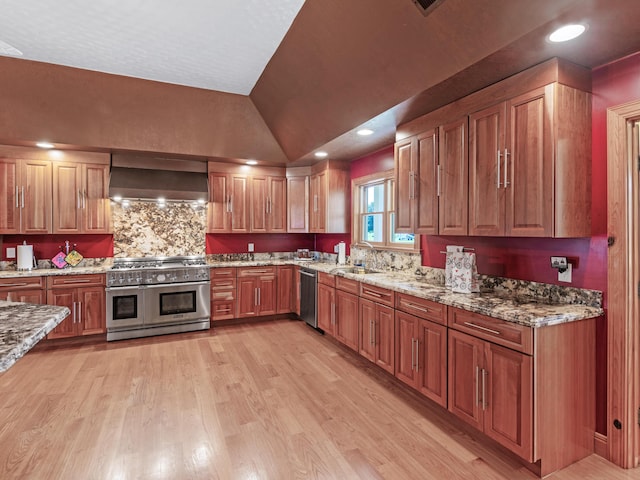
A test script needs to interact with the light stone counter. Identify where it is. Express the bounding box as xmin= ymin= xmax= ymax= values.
xmin=0 ymin=300 xmax=70 ymax=372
